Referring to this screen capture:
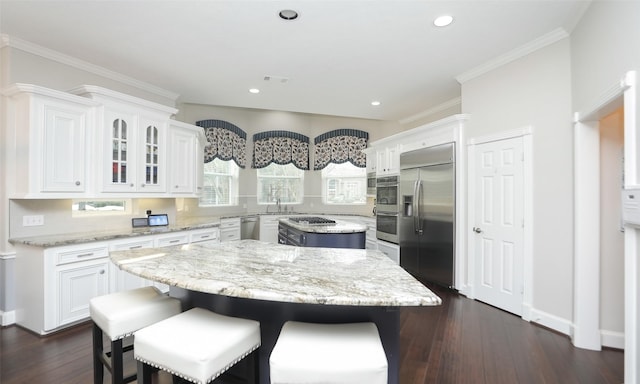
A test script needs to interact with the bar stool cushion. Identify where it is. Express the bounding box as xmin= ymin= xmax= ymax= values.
xmin=90 ymin=286 xmax=181 ymax=340
xmin=269 ymin=321 xmax=388 ymax=384
xmin=134 ymin=307 xmax=261 ymax=384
